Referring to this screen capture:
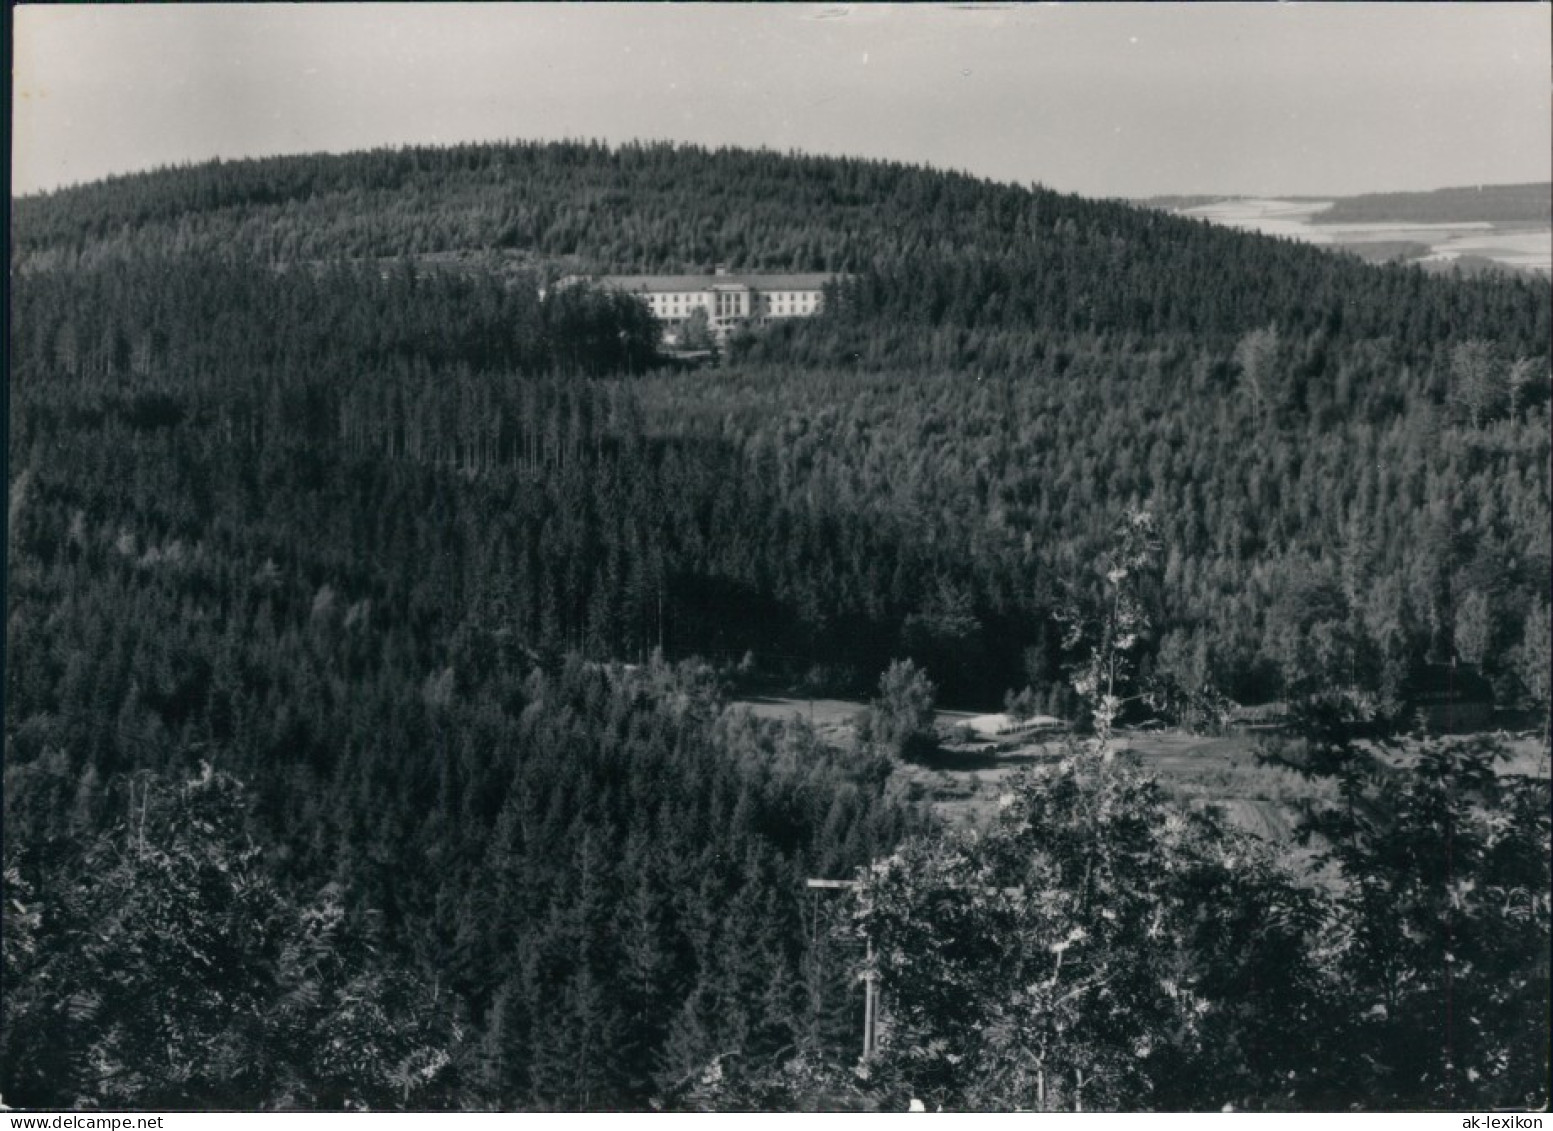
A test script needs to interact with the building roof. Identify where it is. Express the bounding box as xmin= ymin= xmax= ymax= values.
xmin=593 ymin=272 xmax=837 ymax=293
